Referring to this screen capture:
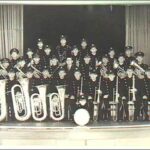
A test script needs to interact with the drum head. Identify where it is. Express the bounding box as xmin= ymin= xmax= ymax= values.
xmin=74 ymin=108 xmax=90 ymax=126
